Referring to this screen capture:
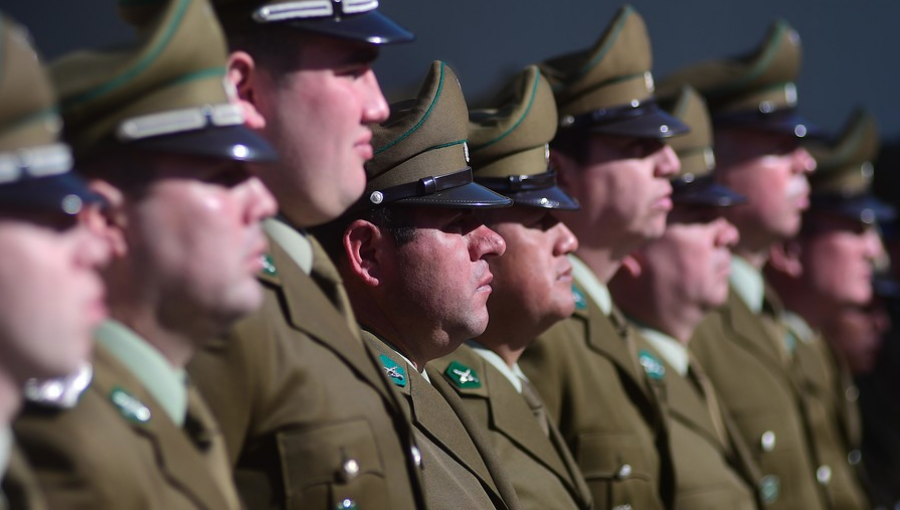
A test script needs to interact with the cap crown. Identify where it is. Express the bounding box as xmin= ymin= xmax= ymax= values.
xmin=808 ymin=109 xmax=878 ymax=198
xmin=366 ymin=61 xmax=469 ymax=194
xmin=0 ymin=15 xmax=61 ymax=153
xmin=662 ymin=86 xmax=715 ymax=179
xmin=658 ymin=20 xmax=801 ymax=117
xmin=540 ymin=5 xmax=654 ymax=119
xmin=52 ymin=0 xmax=243 ymax=158
xmin=468 ymin=66 xmax=556 ymax=179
